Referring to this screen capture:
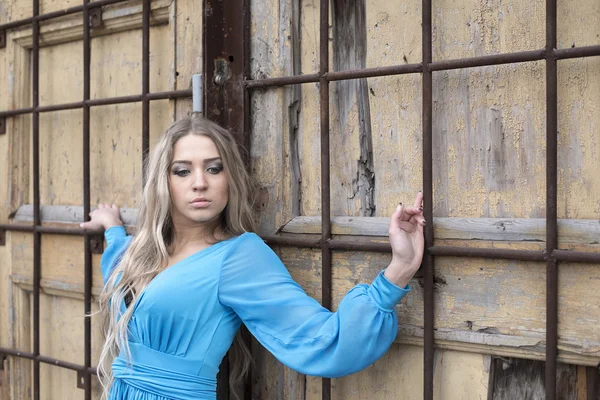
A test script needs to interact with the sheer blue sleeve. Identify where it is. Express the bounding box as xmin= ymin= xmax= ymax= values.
xmin=100 ymin=226 xmax=132 ymax=285
xmin=218 ymin=233 xmax=410 ymax=378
